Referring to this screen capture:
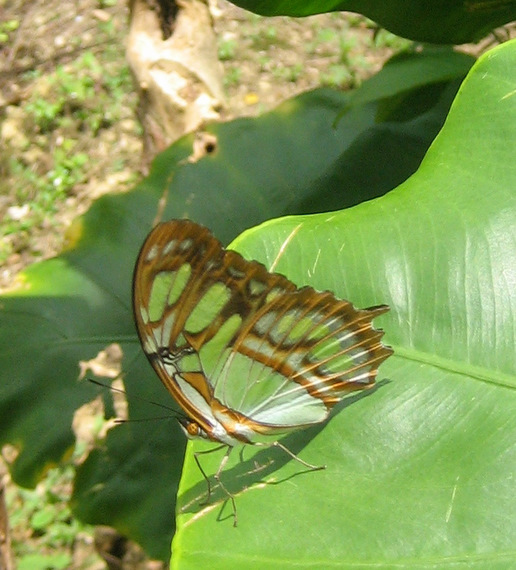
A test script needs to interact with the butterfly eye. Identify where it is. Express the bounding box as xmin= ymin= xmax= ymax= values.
xmin=178 ymin=417 xmax=207 ymax=439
